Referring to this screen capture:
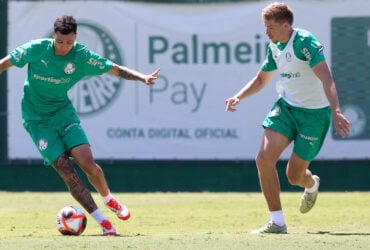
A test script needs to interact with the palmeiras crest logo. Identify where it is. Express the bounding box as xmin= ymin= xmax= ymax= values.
xmin=50 ymin=21 xmax=124 ymax=116
xmin=64 ymin=62 xmax=76 ymax=74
